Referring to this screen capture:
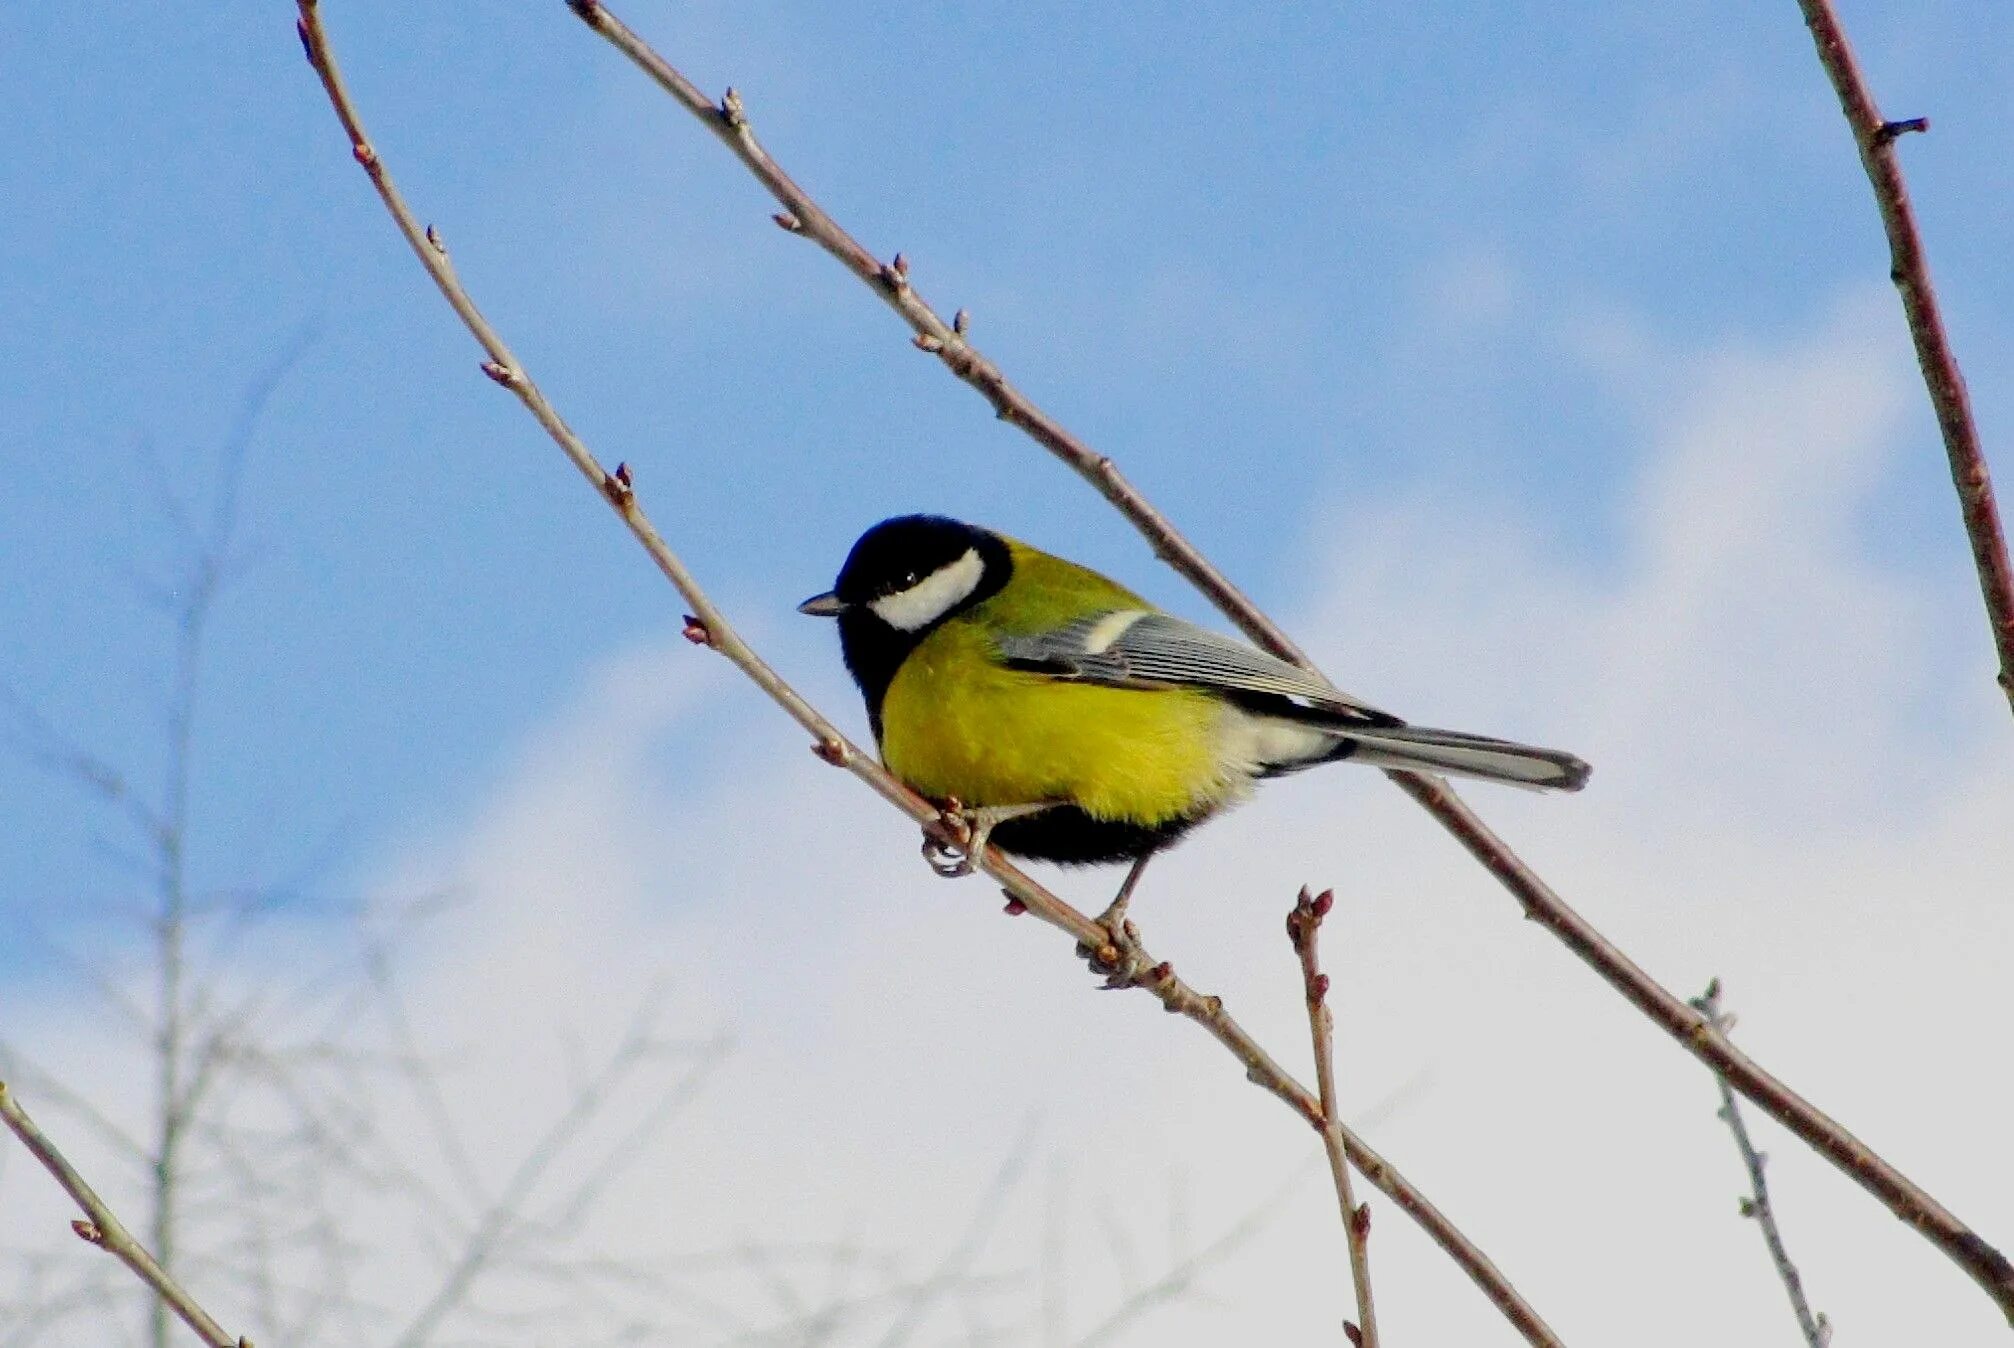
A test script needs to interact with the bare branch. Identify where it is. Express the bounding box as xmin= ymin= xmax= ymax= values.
xmin=1693 ymin=981 xmax=1831 ymax=1348
xmin=387 ymin=1000 xmax=719 ymax=1348
xmin=0 ymin=686 xmax=164 ymax=841
xmin=567 ymin=1 xmax=2014 ymax=1323
xmin=0 ymin=1081 xmax=244 ymax=1348
xmin=873 ymin=1123 xmax=1035 ymax=1348
xmin=1287 ymin=888 xmax=1377 ymax=1347
xmin=1070 ymin=1159 xmax=1317 ymax=1348
xmin=1794 ymin=0 xmax=2014 ymax=717
xmin=295 ymin=6 xmax=1562 ymax=1342
xmin=563 ymin=0 xmax=1309 ymax=668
